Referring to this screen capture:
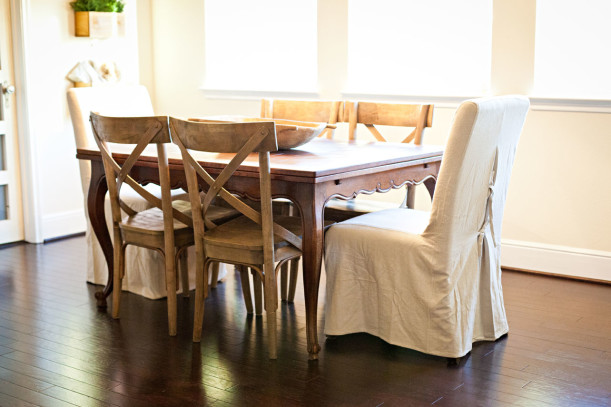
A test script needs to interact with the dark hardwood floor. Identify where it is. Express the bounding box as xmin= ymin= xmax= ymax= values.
xmin=0 ymin=236 xmax=609 ymax=406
